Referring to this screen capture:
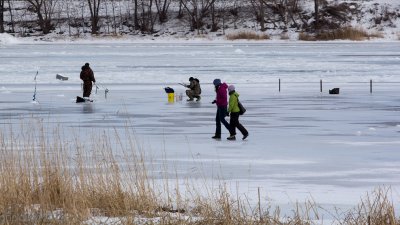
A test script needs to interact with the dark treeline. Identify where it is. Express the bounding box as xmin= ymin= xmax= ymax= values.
xmin=0 ymin=0 xmax=397 ymax=37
